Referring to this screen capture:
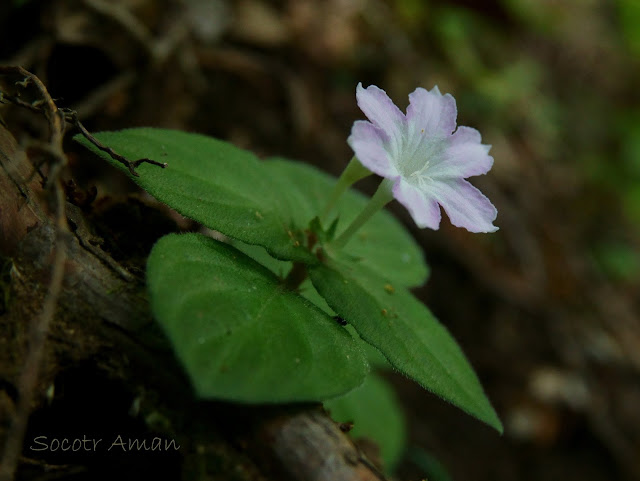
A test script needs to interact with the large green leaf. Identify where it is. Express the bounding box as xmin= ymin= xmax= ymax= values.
xmin=324 ymin=373 xmax=406 ymax=472
xmin=265 ymin=158 xmax=428 ymax=287
xmin=147 ymin=233 xmax=368 ymax=402
xmin=76 ymin=129 xmax=314 ymax=263
xmin=309 ymin=259 xmax=503 ymax=432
